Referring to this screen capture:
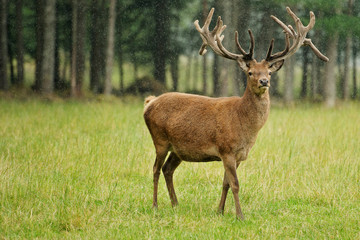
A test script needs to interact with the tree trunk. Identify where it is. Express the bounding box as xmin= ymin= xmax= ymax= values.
xmin=153 ymin=0 xmax=169 ymax=85
xmin=301 ymin=48 xmax=309 ymax=98
xmin=284 ymin=56 xmax=295 ymax=104
xmin=342 ymin=35 xmax=351 ymax=100
xmin=71 ymin=0 xmax=86 ymax=97
xmin=8 ymin=39 xmax=15 ymax=85
xmin=232 ymin=0 xmax=241 ymax=96
xmin=104 ymin=0 xmax=116 ymax=95
xmin=89 ymin=0 xmax=99 ymax=93
xmin=213 ymin=54 xmax=220 ymax=96
xmin=15 ymin=0 xmax=24 ymax=86
xmin=170 ymin=55 xmax=179 ymax=91
xmin=218 ymin=0 xmax=231 ymax=97
xmin=201 ymin=0 xmax=208 ymax=95
xmin=71 ymin=0 xmax=77 ymax=96
xmin=0 ymin=0 xmax=8 ymax=91
xmin=90 ymin=0 xmax=105 ymax=93
xmin=34 ymin=0 xmax=44 ymax=91
xmin=40 ymin=0 xmax=56 ymax=94
xmin=192 ymin=55 xmax=199 ymax=91
xmin=54 ymin=1 xmax=61 ymax=90
xmin=311 ymin=55 xmax=319 ymax=99
xmin=118 ymin=45 xmax=124 ymax=93
xmin=236 ymin=0 xmax=250 ymax=94
xmin=202 ymin=54 xmax=207 ymax=95
xmin=352 ymin=40 xmax=357 ymax=99
xmin=117 ymin=3 xmax=124 ymax=94
xmin=185 ymin=55 xmax=192 ymax=91
xmin=324 ymin=33 xmax=339 ymax=107
xmin=342 ymin=0 xmax=353 ymax=100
